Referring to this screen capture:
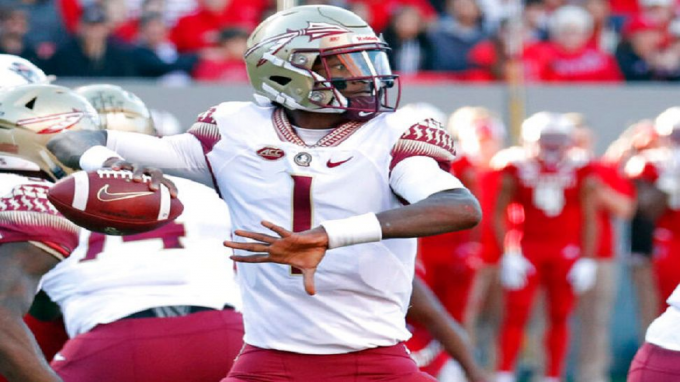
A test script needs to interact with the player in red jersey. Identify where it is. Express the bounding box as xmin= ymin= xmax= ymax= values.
xmin=626 ymin=108 xmax=680 ymax=311
xmin=0 ymin=84 xmax=99 ymax=381
xmin=608 ymin=119 xmax=662 ymax=335
xmin=568 ymin=114 xmax=636 ymax=382
xmin=406 ymin=262 xmax=489 ymax=382
xmin=494 ymin=112 xmax=598 ymax=382
xmin=448 ymin=107 xmax=507 ymax=370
